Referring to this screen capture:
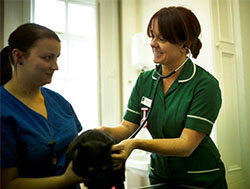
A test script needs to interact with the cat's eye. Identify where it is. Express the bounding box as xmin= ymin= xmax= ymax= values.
xmin=88 ymin=167 xmax=94 ymax=171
